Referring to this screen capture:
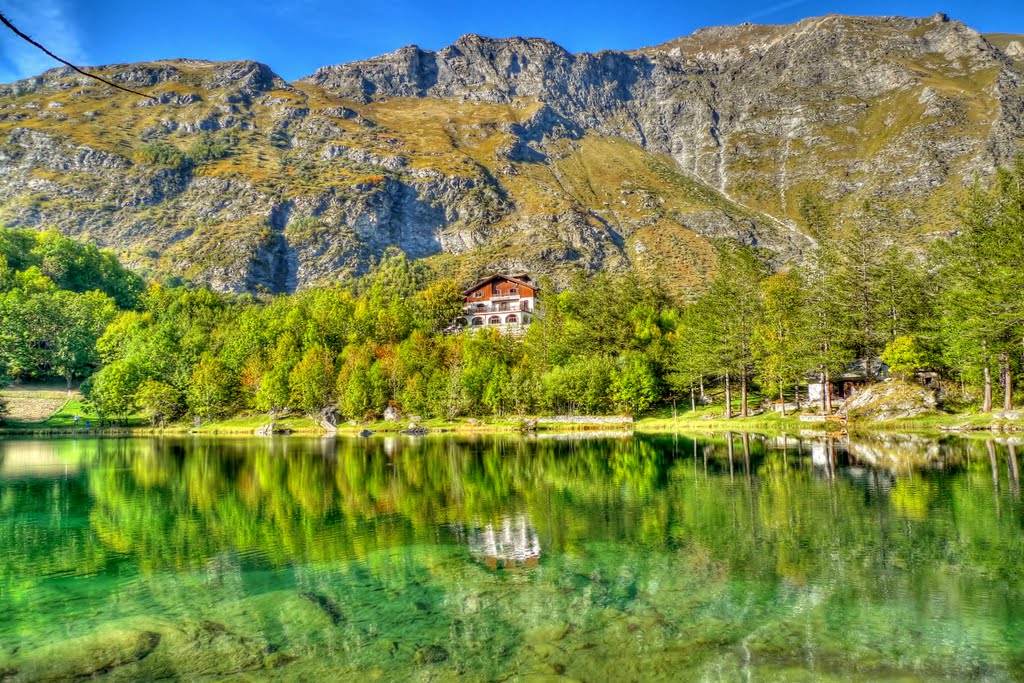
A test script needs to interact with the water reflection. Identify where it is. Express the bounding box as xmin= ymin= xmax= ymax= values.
xmin=466 ymin=515 xmax=541 ymax=570
xmin=0 ymin=432 xmax=1022 ymax=681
